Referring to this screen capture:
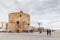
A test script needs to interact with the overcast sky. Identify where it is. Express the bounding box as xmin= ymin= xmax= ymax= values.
xmin=0 ymin=0 xmax=60 ymax=30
